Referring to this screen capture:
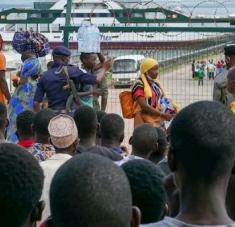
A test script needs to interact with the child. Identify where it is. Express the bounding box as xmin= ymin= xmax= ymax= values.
xmin=198 ymin=66 xmax=205 ymax=86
